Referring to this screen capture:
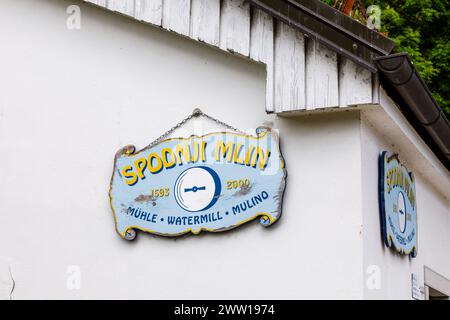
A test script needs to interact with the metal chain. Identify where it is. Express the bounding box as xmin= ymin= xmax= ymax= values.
xmin=146 ymin=108 xmax=245 ymax=149
xmin=200 ymin=110 xmax=246 ymax=135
